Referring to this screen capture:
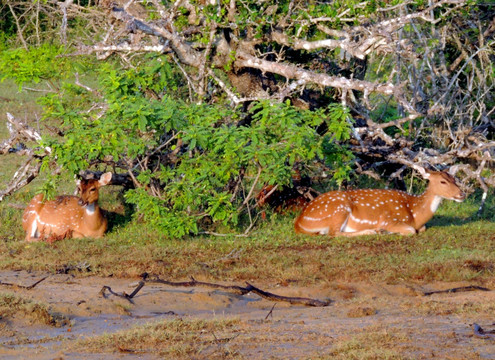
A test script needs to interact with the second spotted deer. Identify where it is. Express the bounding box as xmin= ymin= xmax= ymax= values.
xmin=22 ymin=172 xmax=113 ymax=242
xmin=294 ymin=170 xmax=465 ymax=237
